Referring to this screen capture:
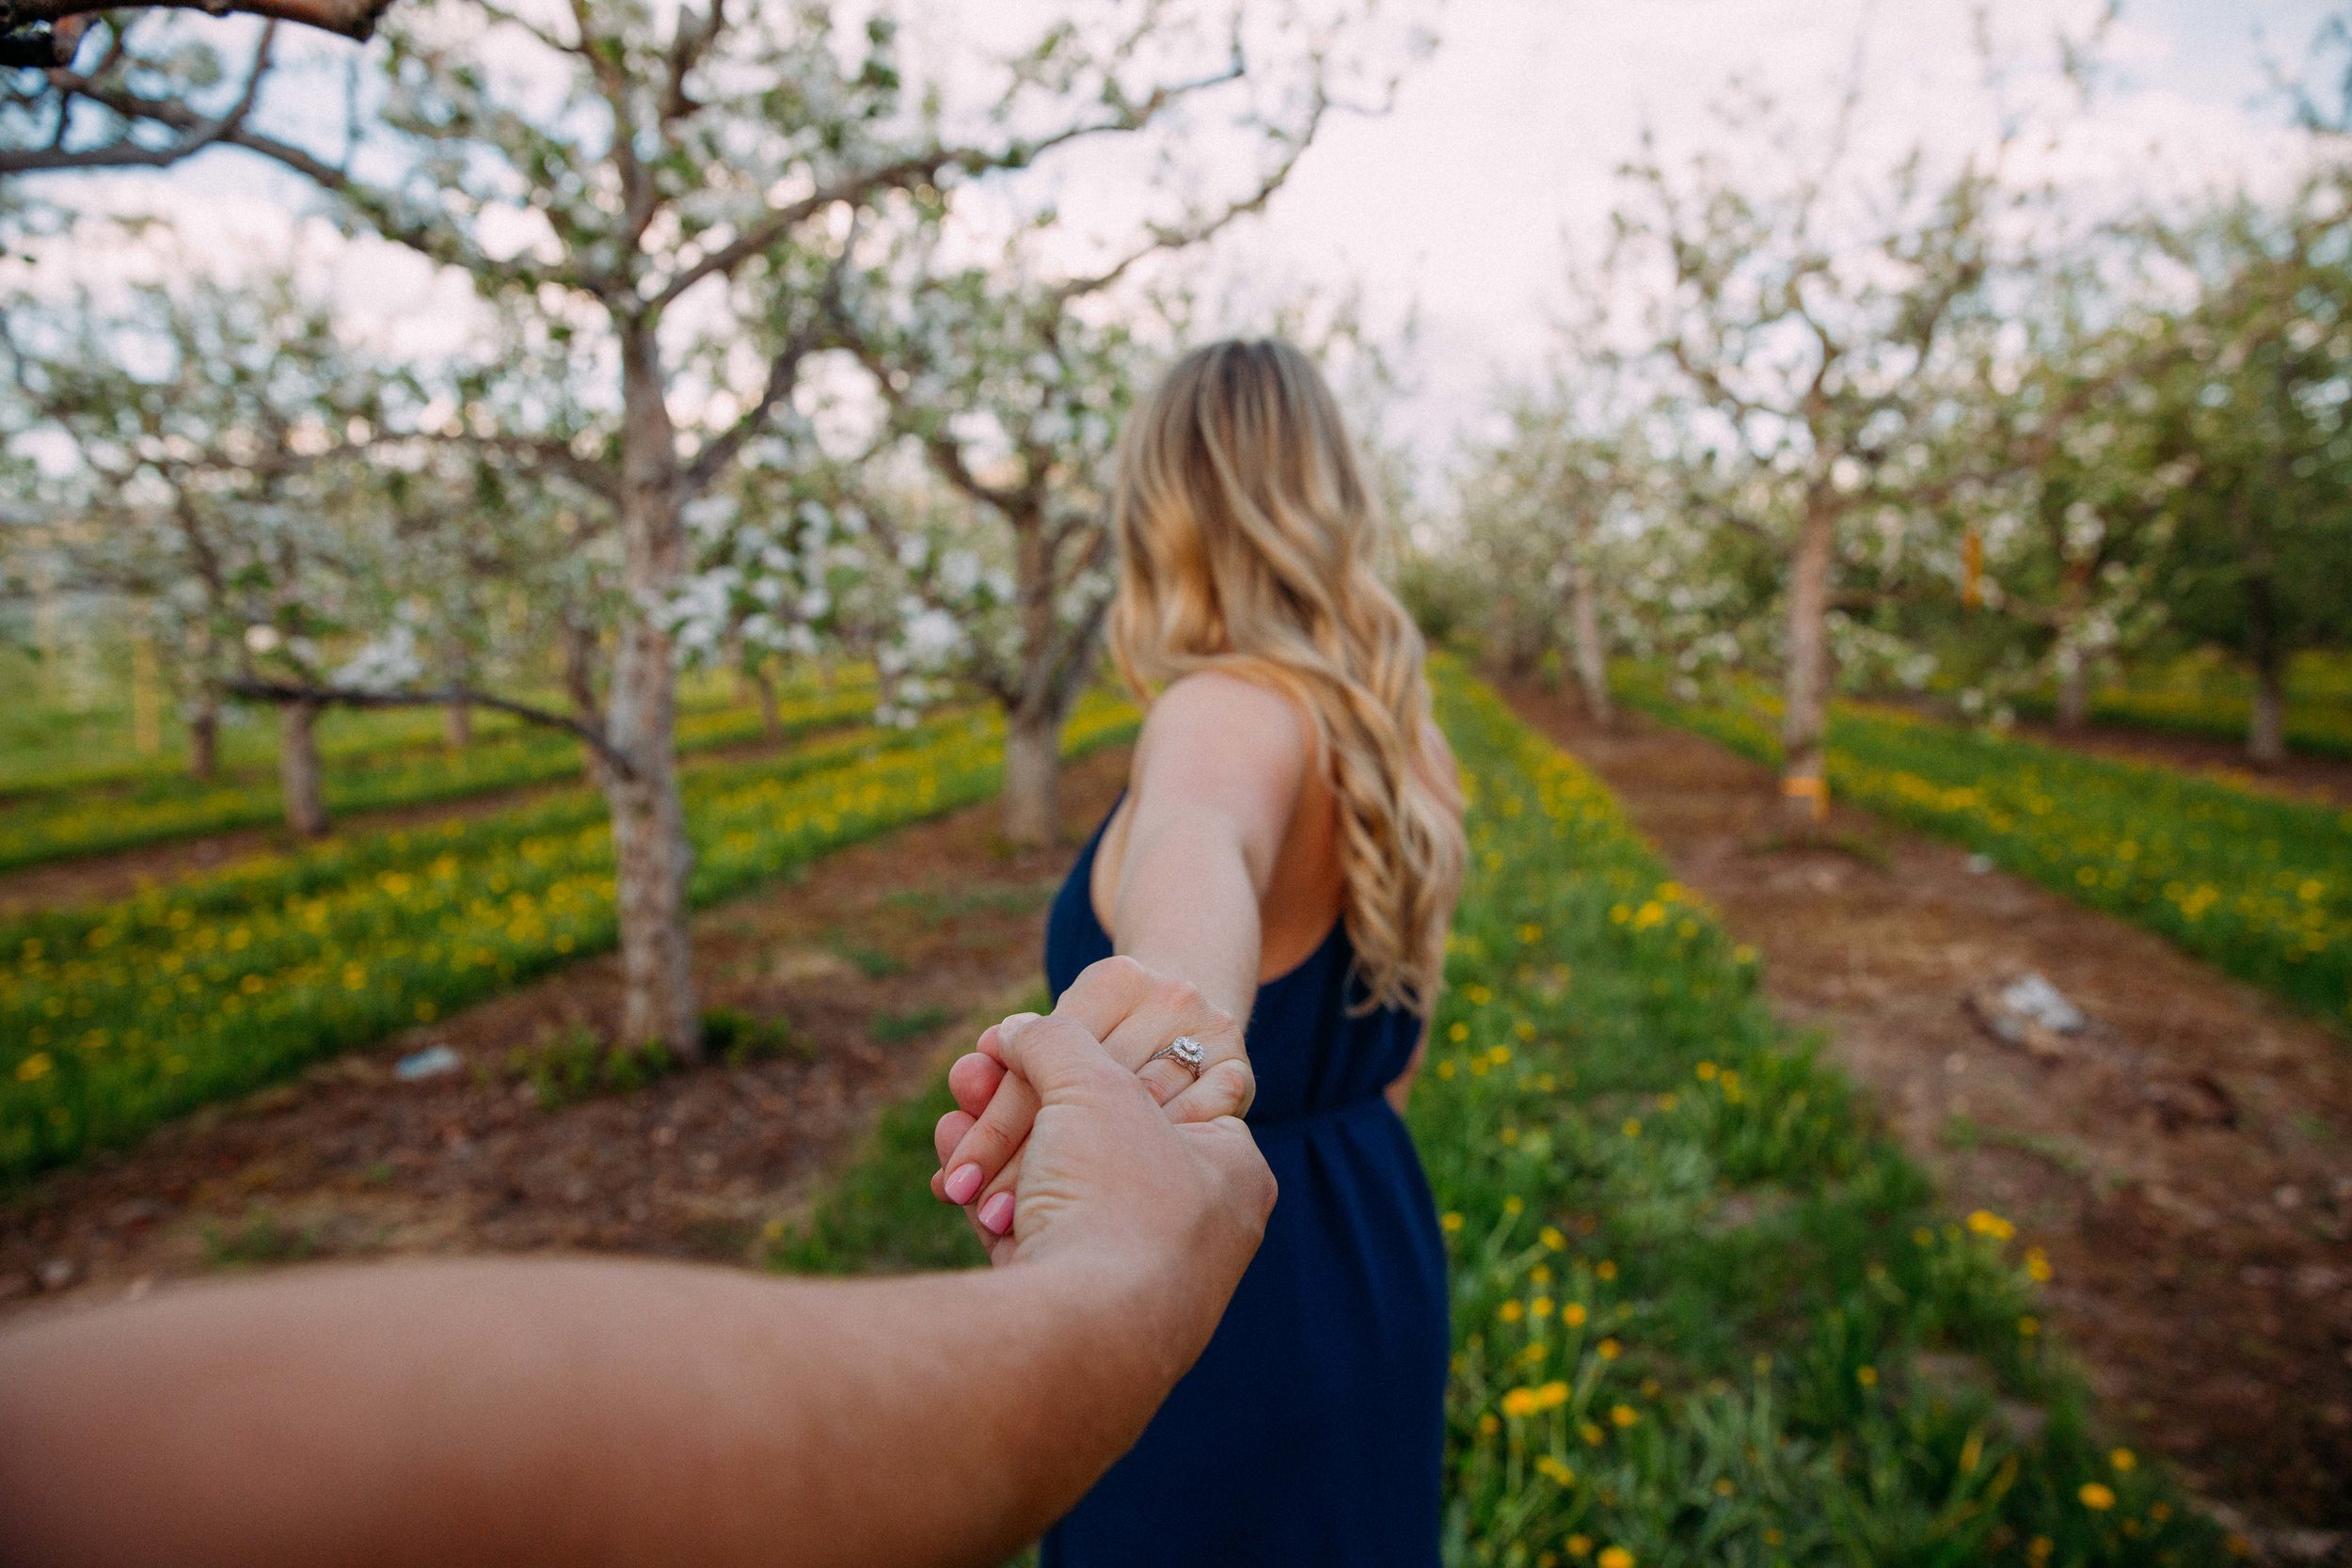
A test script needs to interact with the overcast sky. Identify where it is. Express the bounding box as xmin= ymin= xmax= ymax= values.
xmin=26 ymin=0 xmax=2341 ymax=475
xmin=1207 ymin=0 xmax=2338 ymax=455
